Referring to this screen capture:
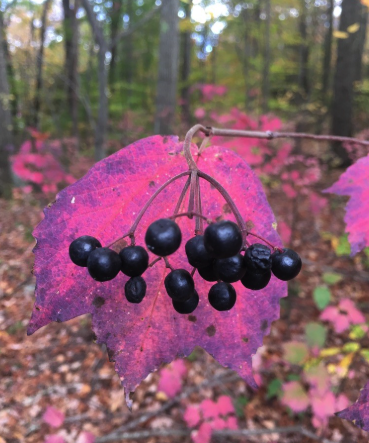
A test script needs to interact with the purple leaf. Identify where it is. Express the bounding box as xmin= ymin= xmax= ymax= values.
xmin=28 ymin=135 xmax=286 ymax=407
xmin=336 ymin=382 xmax=369 ymax=431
